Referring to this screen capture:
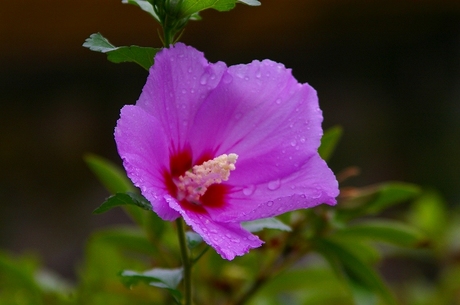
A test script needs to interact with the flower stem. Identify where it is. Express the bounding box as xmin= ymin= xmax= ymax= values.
xmin=176 ymin=218 xmax=192 ymax=305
